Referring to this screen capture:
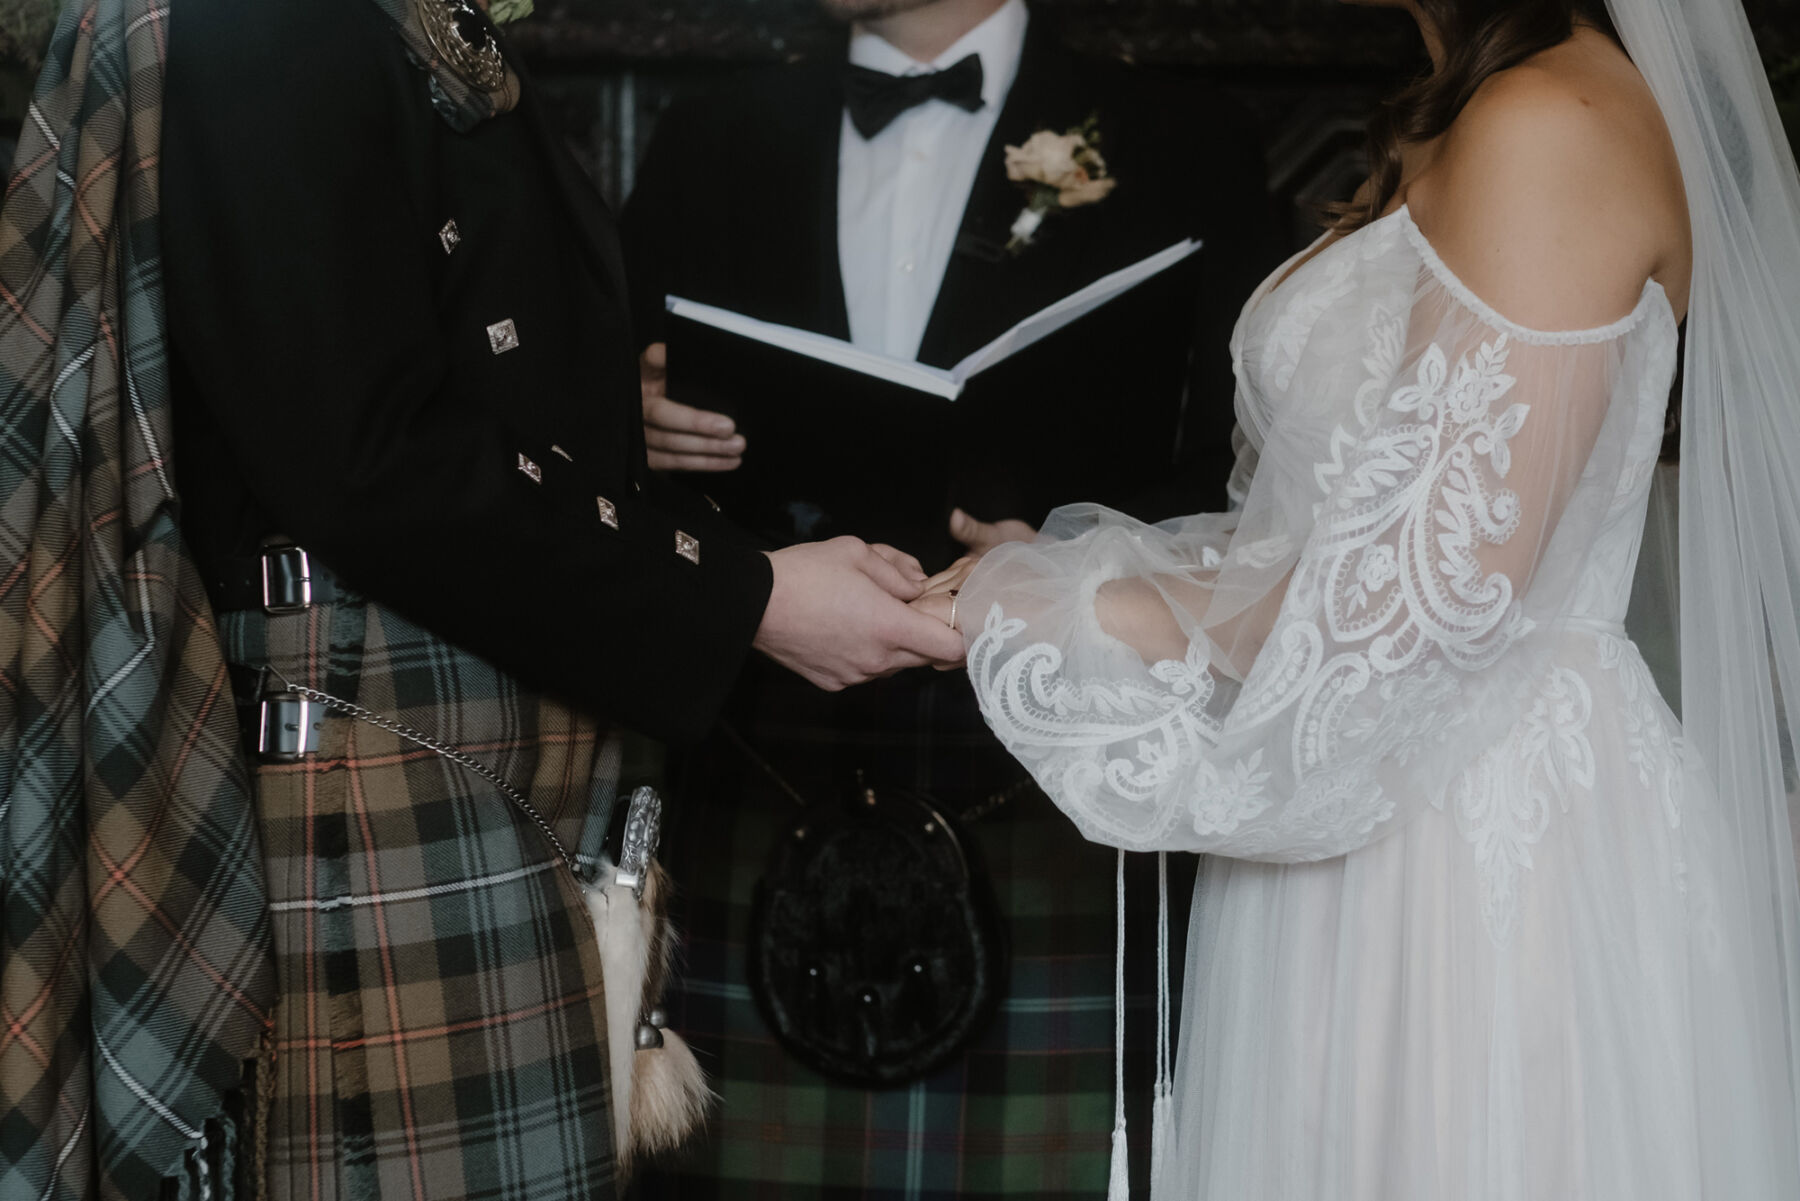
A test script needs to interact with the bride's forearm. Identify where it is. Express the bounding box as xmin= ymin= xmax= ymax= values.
xmin=1095 ymin=576 xmax=1212 ymax=666
xmin=1094 ymin=566 xmax=1291 ymax=680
